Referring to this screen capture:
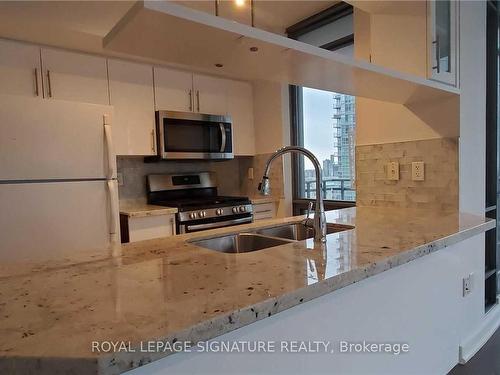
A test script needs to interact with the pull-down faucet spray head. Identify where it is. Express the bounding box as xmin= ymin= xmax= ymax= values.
xmin=258 ymin=176 xmax=270 ymax=196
